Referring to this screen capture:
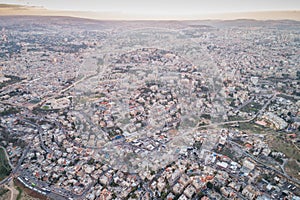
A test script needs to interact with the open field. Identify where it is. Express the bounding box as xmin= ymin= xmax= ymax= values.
xmin=268 ymin=136 xmax=300 ymax=179
xmin=285 ymin=160 xmax=300 ymax=181
xmin=268 ymin=136 xmax=300 ymax=161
